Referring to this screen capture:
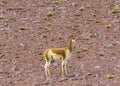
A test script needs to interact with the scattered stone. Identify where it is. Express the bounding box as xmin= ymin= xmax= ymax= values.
xmin=84 ymin=72 xmax=93 ymax=78
xmin=63 ymin=0 xmax=69 ymax=2
xmin=53 ymin=63 xmax=58 ymax=67
xmin=116 ymin=65 xmax=120 ymax=68
xmin=84 ymin=83 xmax=92 ymax=86
xmin=74 ymin=12 xmax=81 ymax=17
xmin=72 ymin=3 xmax=78 ymax=6
xmin=91 ymin=13 xmax=97 ymax=17
xmin=58 ymin=77 xmax=67 ymax=82
xmin=1 ymin=27 xmax=11 ymax=31
xmin=99 ymin=53 xmax=104 ymax=57
xmin=8 ymin=81 xmax=15 ymax=85
xmin=94 ymin=65 xmax=101 ymax=69
xmin=67 ymin=73 xmax=74 ymax=77
xmin=38 ymin=53 xmax=42 ymax=55
xmin=77 ymin=56 xmax=82 ymax=58
xmin=77 ymin=51 xmax=81 ymax=53
xmin=45 ymin=27 xmax=51 ymax=31
xmin=105 ymin=43 xmax=114 ymax=48
xmin=43 ymin=81 xmax=49 ymax=85
xmin=0 ymin=54 xmax=4 ymax=58
xmin=68 ymin=71 xmax=80 ymax=79
xmin=19 ymin=43 xmax=25 ymax=47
